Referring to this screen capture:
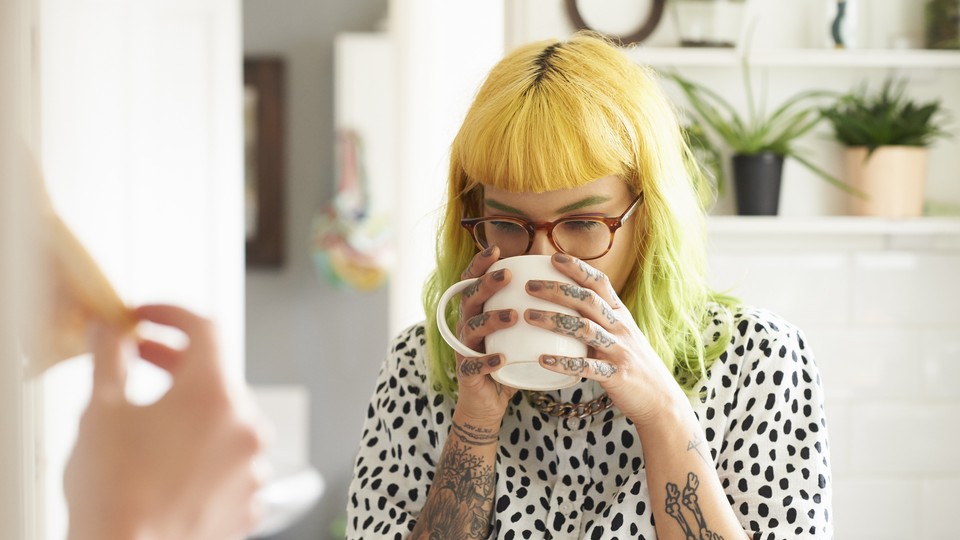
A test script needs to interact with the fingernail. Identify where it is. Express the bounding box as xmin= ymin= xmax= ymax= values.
xmin=542 ymin=356 xmax=557 ymax=366
xmin=526 ymin=280 xmax=542 ymax=292
xmin=481 ymin=246 xmax=494 ymax=257
xmin=527 ymin=310 xmax=543 ymax=321
xmin=492 ymin=269 xmax=506 ymax=281
xmin=487 ymin=355 xmax=501 ymax=367
xmin=554 ymin=253 xmax=570 ymax=263
xmin=498 ymin=311 xmax=512 ymax=323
